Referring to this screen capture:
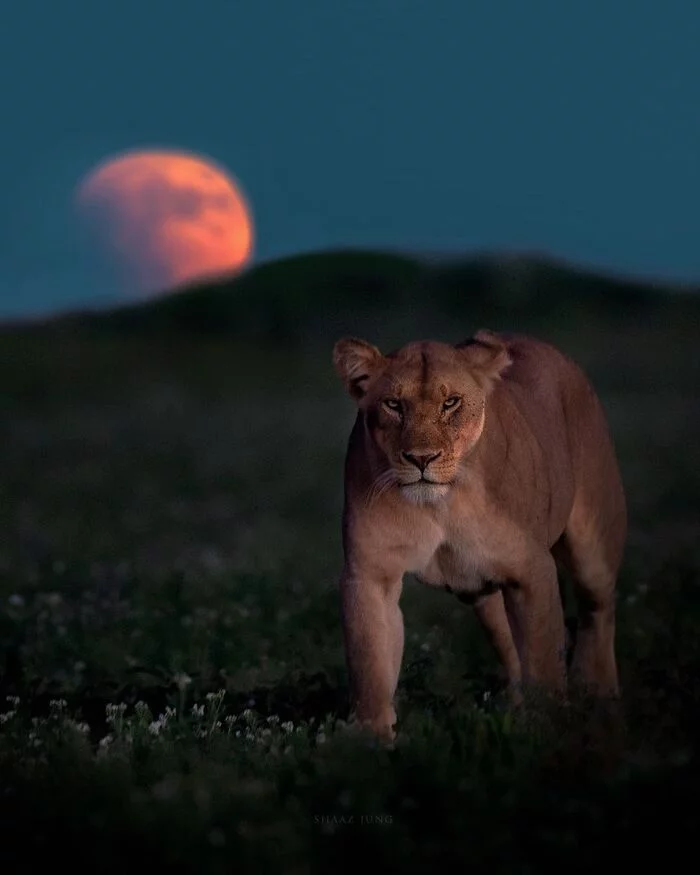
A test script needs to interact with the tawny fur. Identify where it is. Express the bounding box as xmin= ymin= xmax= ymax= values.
xmin=333 ymin=329 xmax=626 ymax=742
